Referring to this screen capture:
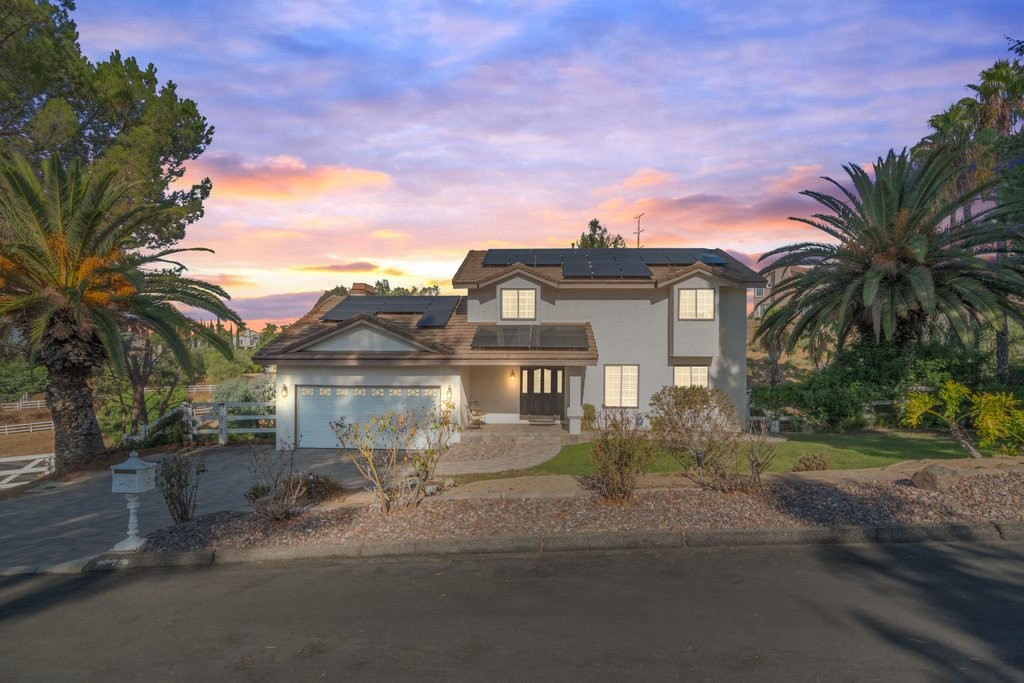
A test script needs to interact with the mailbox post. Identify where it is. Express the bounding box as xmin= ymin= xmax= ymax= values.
xmin=110 ymin=451 xmax=156 ymax=552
